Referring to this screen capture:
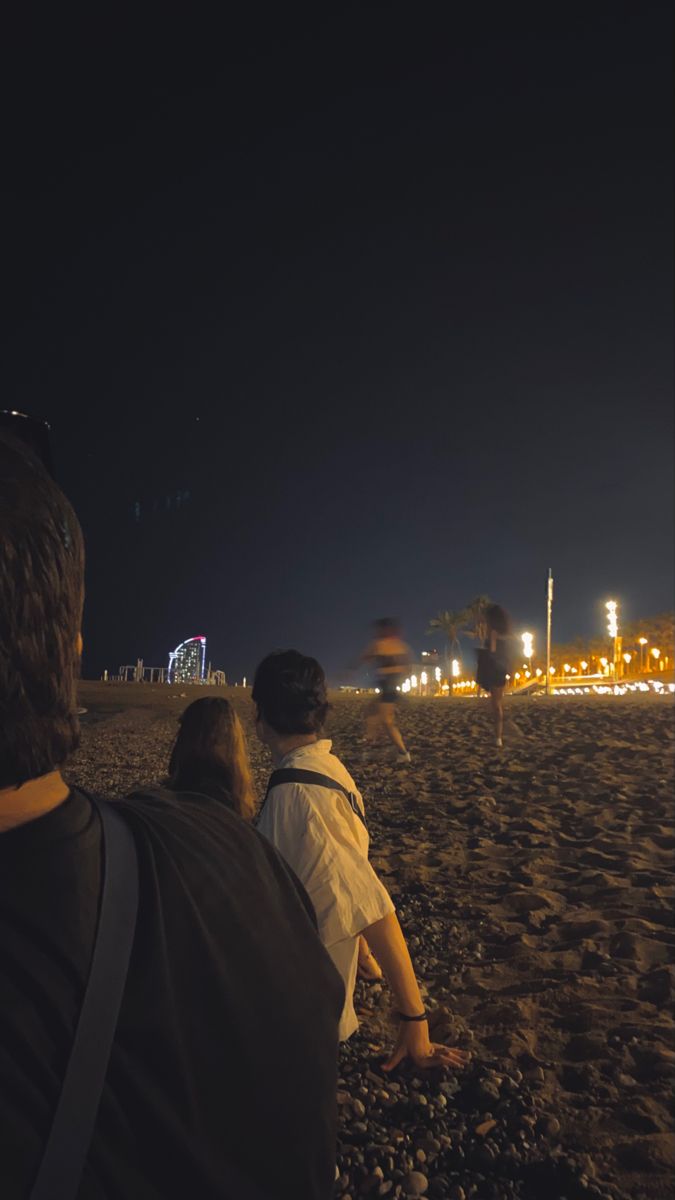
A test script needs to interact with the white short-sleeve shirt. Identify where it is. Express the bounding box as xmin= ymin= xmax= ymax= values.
xmin=257 ymin=740 xmax=394 ymax=1039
